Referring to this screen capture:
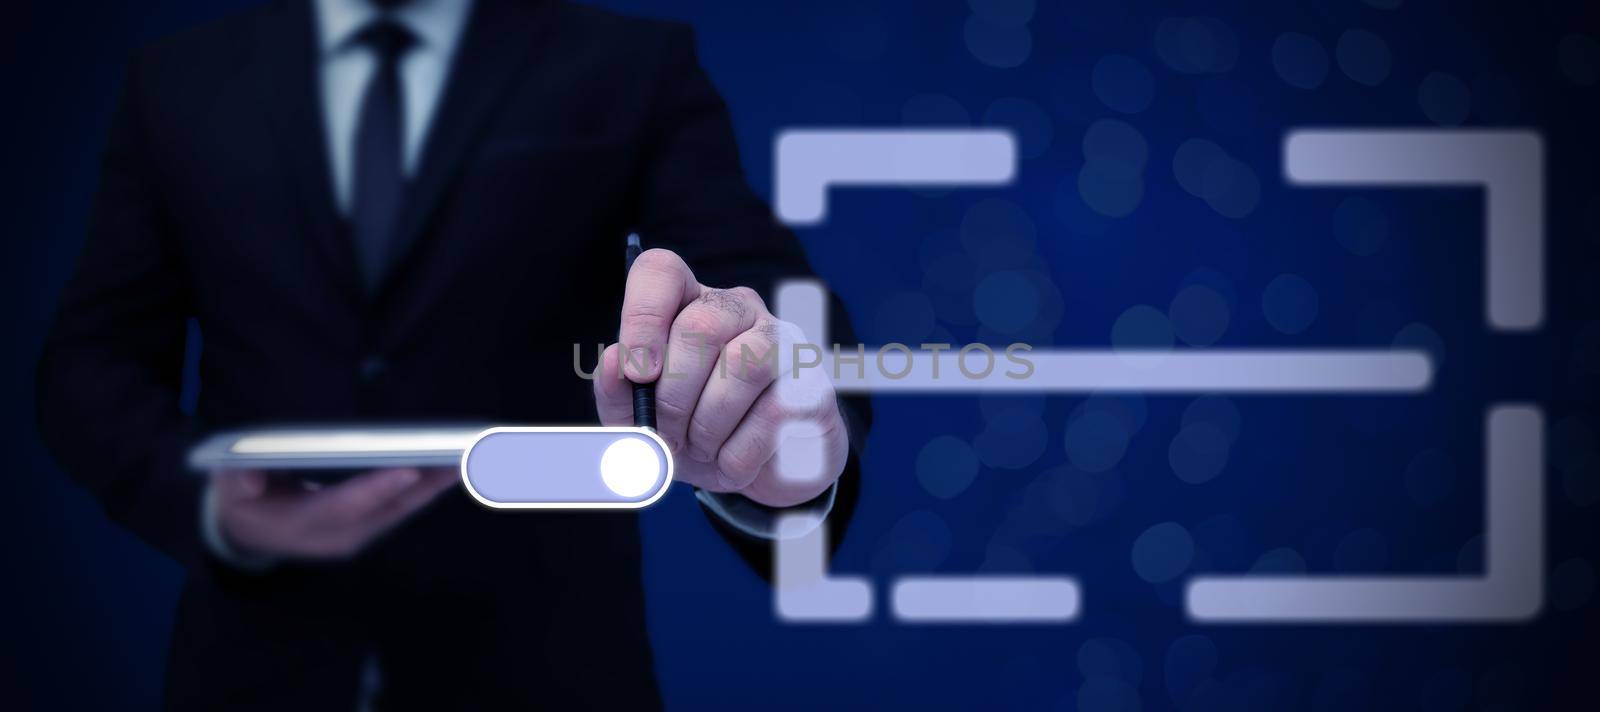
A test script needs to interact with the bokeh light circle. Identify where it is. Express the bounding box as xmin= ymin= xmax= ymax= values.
xmin=1132 ymin=521 xmax=1196 ymax=583
xmin=1112 ymin=304 xmax=1175 ymax=350
xmin=901 ymin=93 xmax=970 ymax=125
xmin=1172 ymin=138 xmax=1226 ymax=197
xmin=1092 ymin=54 xmax=1155 ymax=114
xmin=1171 ymin=139 xmax=1258 ymax=218
xmin=1154 ymin=17 xmax=1239 ymax=74
xmin=872 ymin=509 xmax=953 ymax=571
xmin=1078 ymin=163 xmax=1144 ymax=217
xmin=1064 ymin=410 xmax=1132 ymax=473
xmin=974 ymin=270 xmax=1041 ymax=334
xmin=1169 ymin=284 xmax=1231 ymax=346
xmin=1261 ymin=274 xmax=1319 ymax=335
xmin=961 ymin=198 xmax=1038 ymax=268
xmin=1418 ymin=71 xmax=1471 ymax=126
xmin=965 ymin=16 xmax=1031 ymax=69
xmin=967 ymin=0 xmax=1035 ymax=26
xmin=1077 ymin=677 xmax=1142 ymax=712
xmin=1164 ymin=635 xmax=1219 ymax=707
xmin=1198 ymin=156 xmax=1260 ymax=218
xmin=1393 ymin=322 xmax=1446 ymax=368
xmin=873 ymin=290 xmax=937 ymax=344
xmin=1045 ymin=466 xmax=1100 ymax=527
xmin=983 ymin=96 xmax=1054 ymax=159
xmin=915 ymin=435 xmax=981 ymax=500
xmin=974 ymin=407 xmax=1050 ymax=469
xmin=1082 ymin=118 xmax=1149 ymax=173
xmin=1251 ymin=547 xmax=1308 ymax=574
xmin=1272 ymin=32 xmax=1330 ymax=89
xmin=1077 ymin=637 xmax=1145 ymax=684
xmin=1168 ymin=422 xmax=1231 ymax=484
xmin=1182 ymin=395 xmax=1241 ymax=441
xmin=1336 ymin=29 xmax=1392 ymax=86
